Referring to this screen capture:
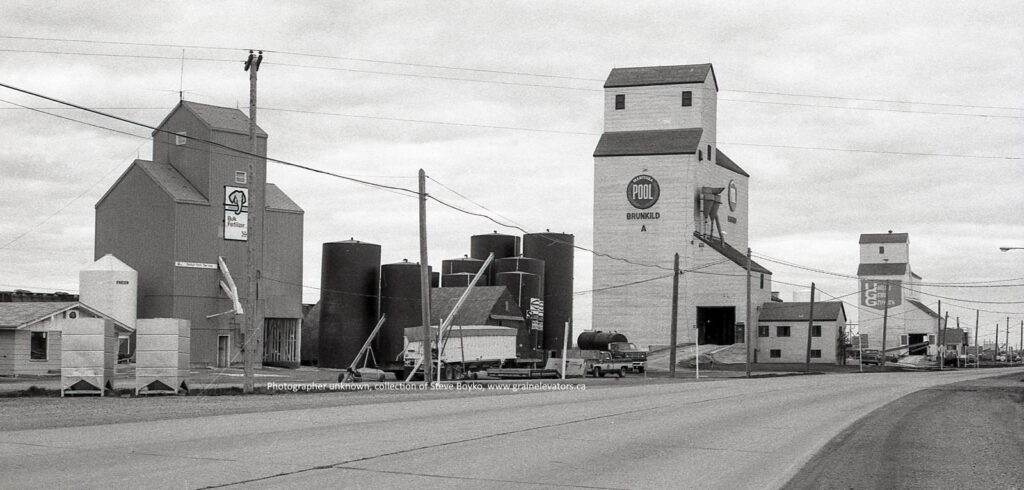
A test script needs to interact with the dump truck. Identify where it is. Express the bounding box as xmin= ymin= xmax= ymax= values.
xmin=403 ymin=325 xmax=518 ymax=380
